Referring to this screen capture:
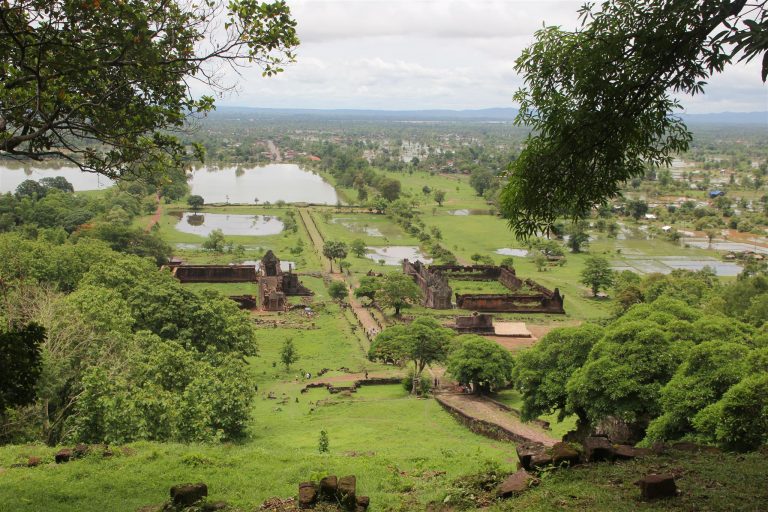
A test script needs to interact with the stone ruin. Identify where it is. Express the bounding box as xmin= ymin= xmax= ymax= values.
xmin=258 ymin=250 xmax=313 ymax=312
xmin=163 ymin=250 xmax=312 ymax=312
xmin=402 ymin=260 xmax=565 ymax=314
xmin=453 ymin=312 xmax=495 ymax=334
